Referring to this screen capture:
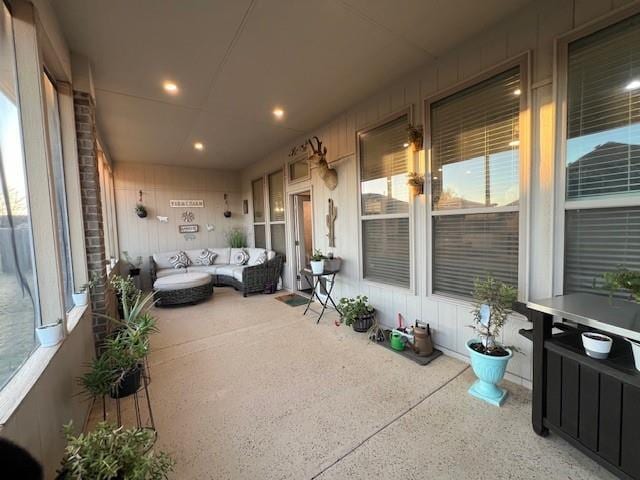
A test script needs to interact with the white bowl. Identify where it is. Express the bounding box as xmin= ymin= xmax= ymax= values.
xmin=581 ymin=332 xmax=612 ymax=359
